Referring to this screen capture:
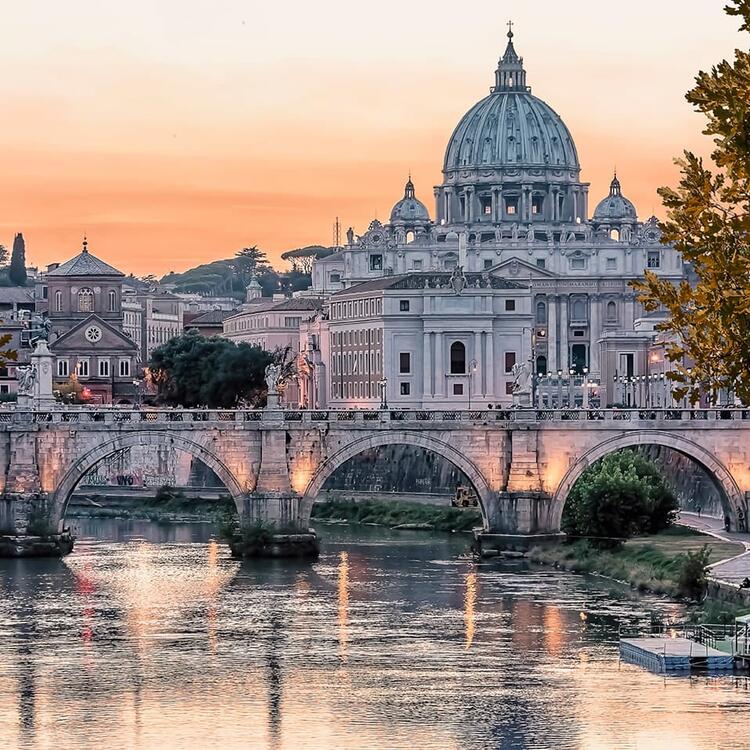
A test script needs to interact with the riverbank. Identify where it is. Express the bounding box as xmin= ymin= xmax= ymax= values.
xmin=529 ymin=526 xmax=750 ymax=620
xmin=67 ymin=496 xmax=234 ymax=524
xmin=311 ymin=498 xmax=482 ymax=533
